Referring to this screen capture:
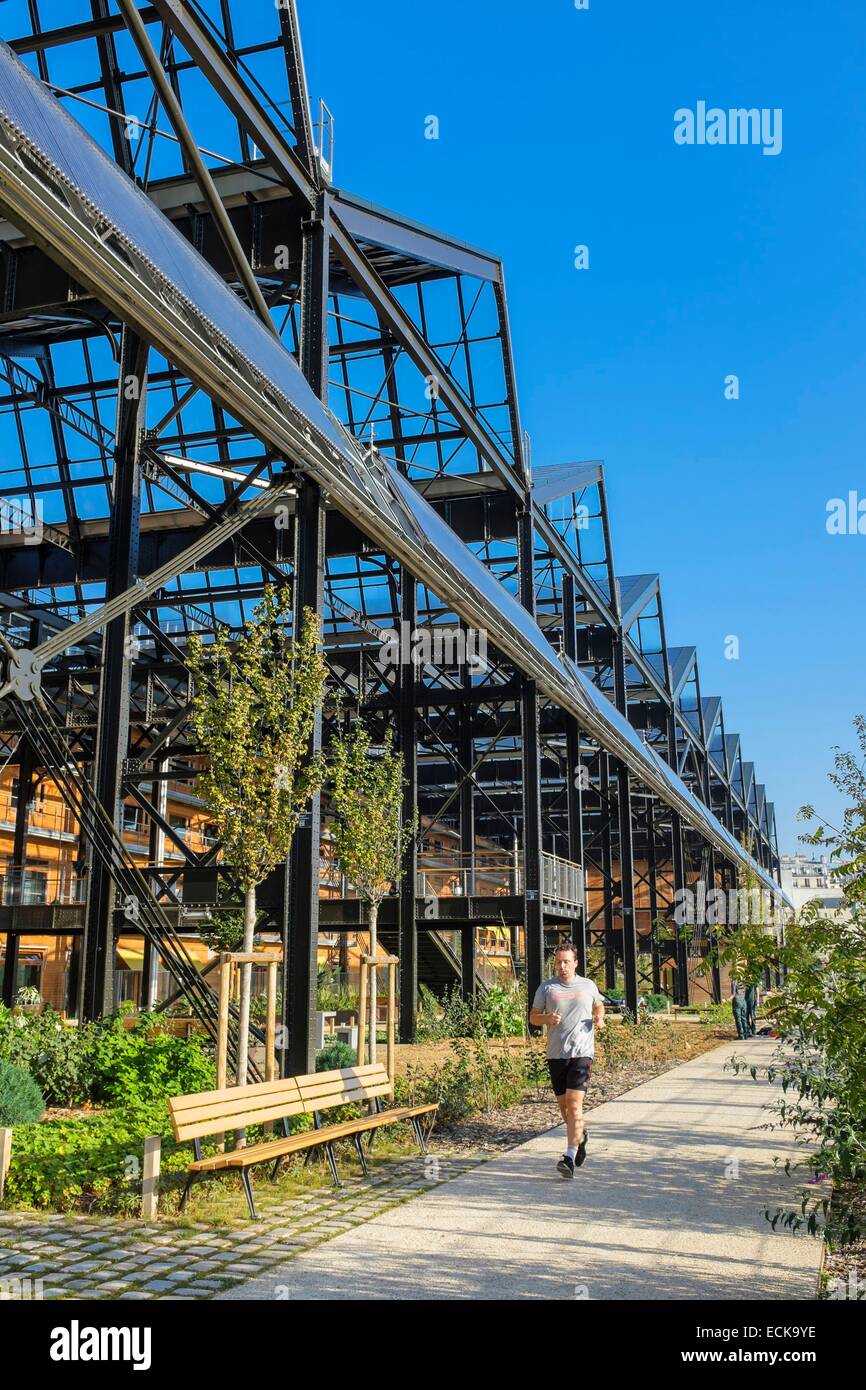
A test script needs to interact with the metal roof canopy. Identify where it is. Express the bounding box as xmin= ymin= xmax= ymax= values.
xmin=0 ymin=38 xmax=789 ymax=908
